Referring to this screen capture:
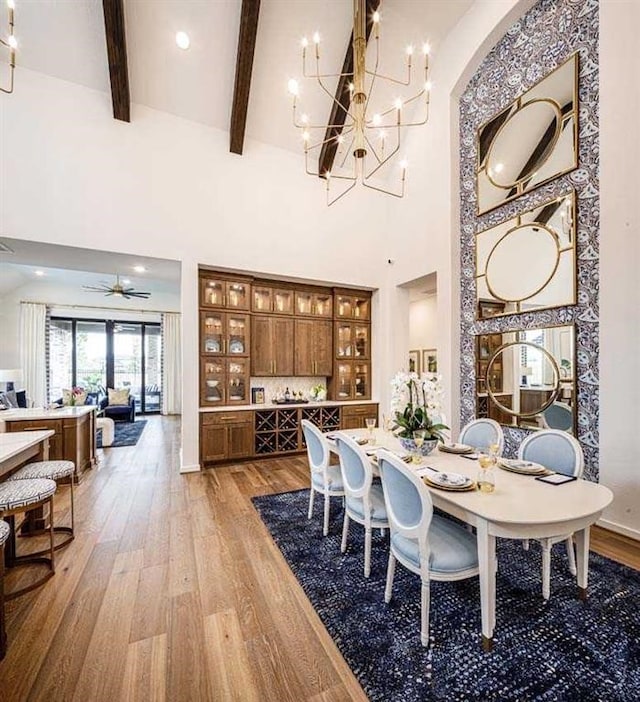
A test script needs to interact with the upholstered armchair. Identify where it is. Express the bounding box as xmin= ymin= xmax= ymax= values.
xmin=100 ymin=389 xmax=136 ymax=423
